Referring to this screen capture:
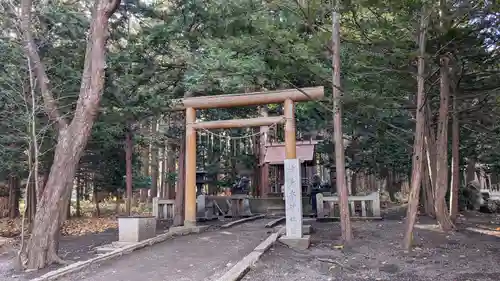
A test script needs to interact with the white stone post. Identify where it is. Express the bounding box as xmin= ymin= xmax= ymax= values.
xmin=284 ymin=158 xmax=303 ymax=238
